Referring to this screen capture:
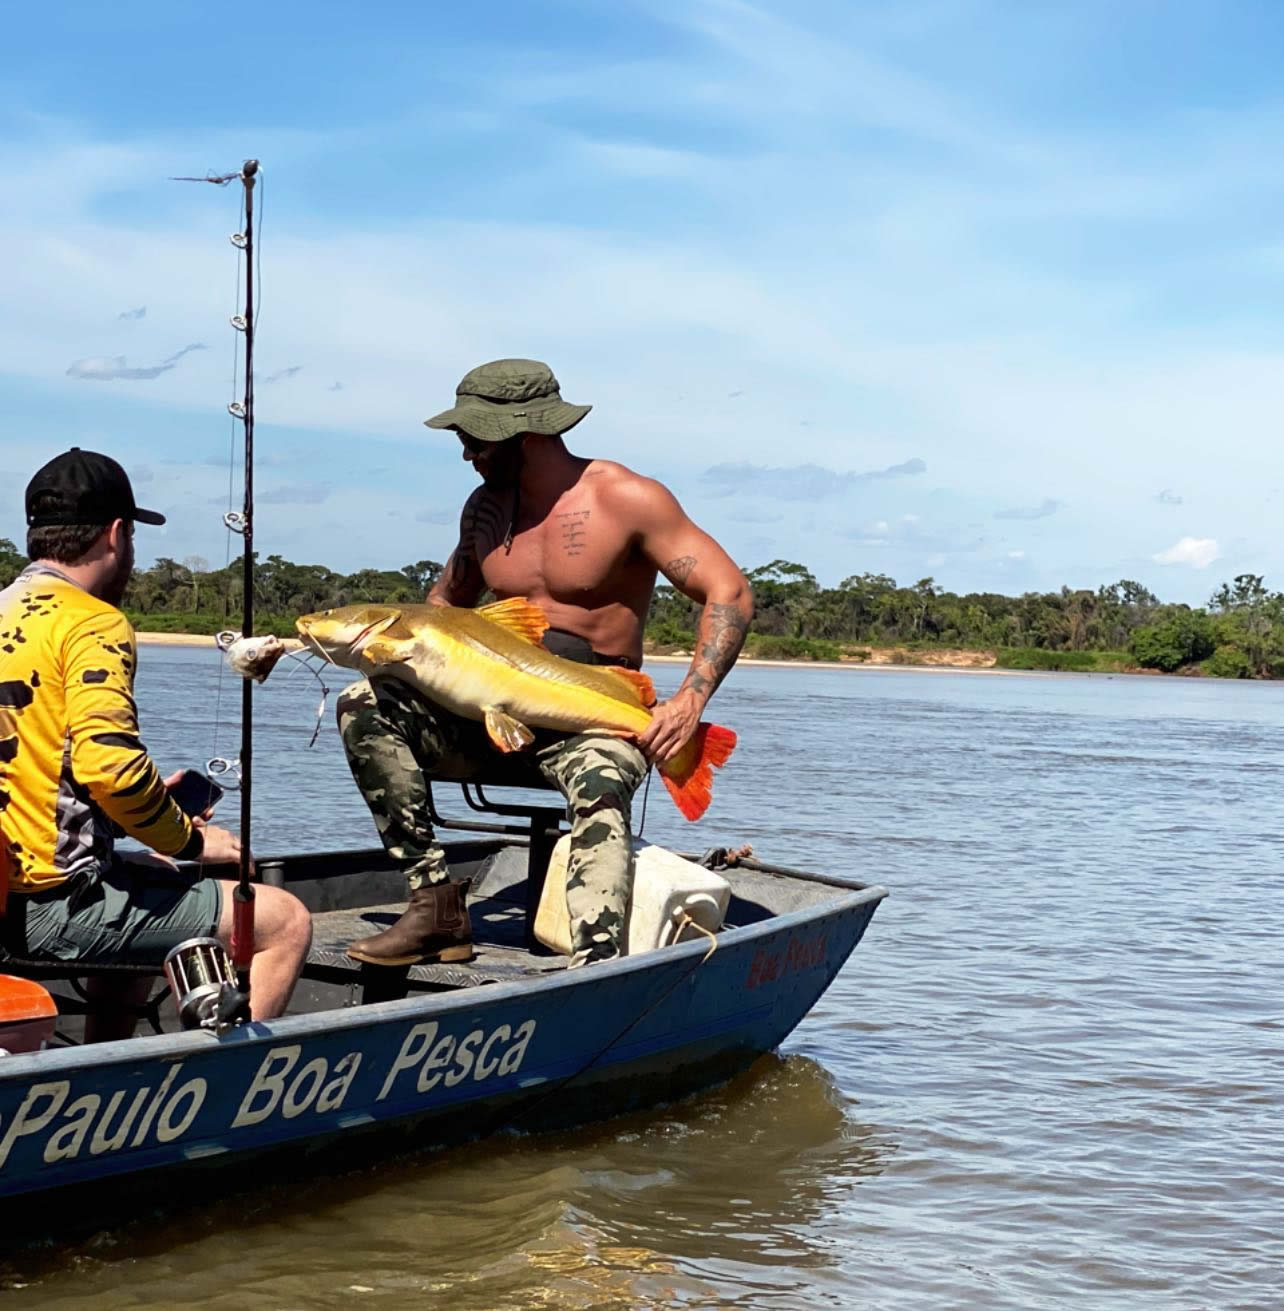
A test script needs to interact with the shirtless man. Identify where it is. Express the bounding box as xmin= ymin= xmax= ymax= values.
xmin=336 ymin=359 xmax=753 ymax=967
